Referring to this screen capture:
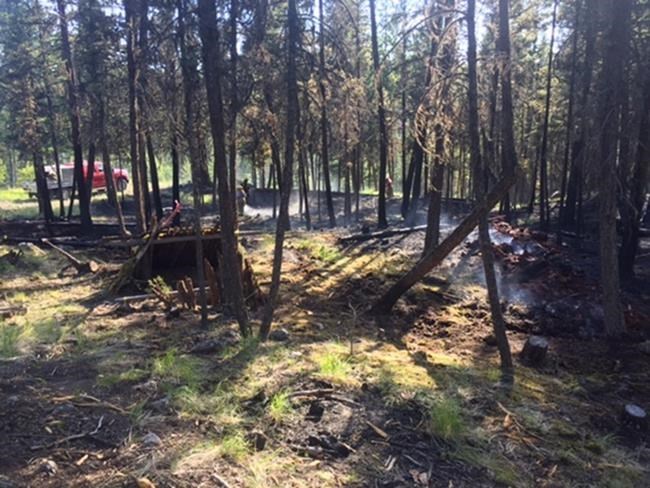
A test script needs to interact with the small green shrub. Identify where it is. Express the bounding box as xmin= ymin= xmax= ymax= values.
xmin=427 ymin=397 xmax=463 ymax=441
xmin=269 ymin=391 xmax=292 ymax=422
